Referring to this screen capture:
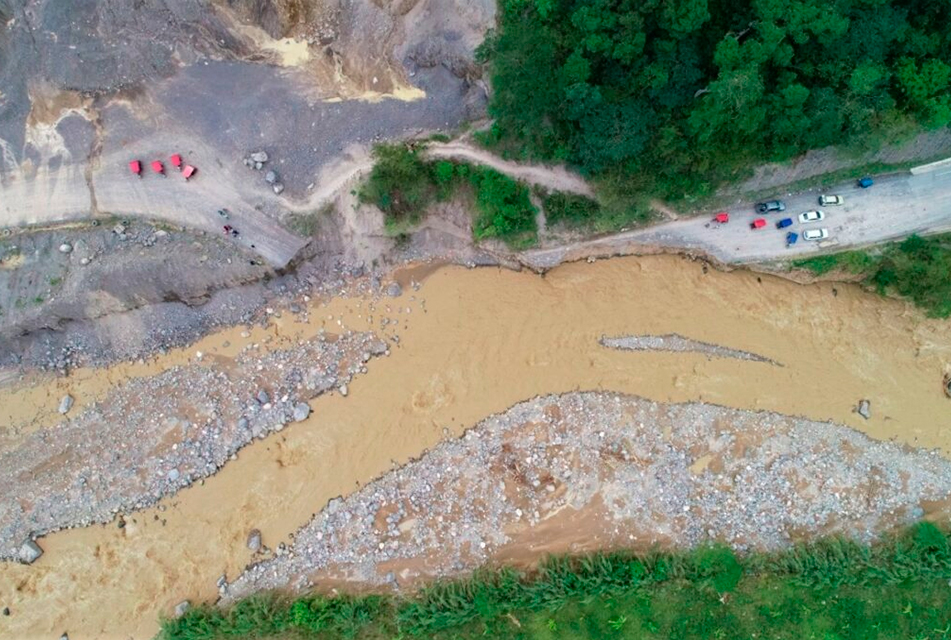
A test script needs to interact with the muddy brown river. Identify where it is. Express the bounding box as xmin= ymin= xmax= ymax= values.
xmin=2 ymin=255 xmax=950 ymax=639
